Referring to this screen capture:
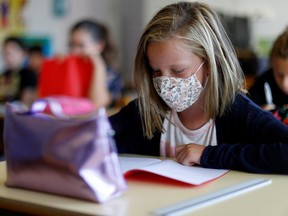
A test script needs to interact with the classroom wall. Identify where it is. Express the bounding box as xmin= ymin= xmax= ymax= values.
xmin=22 ymin=0 xmax=122 ymax=55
